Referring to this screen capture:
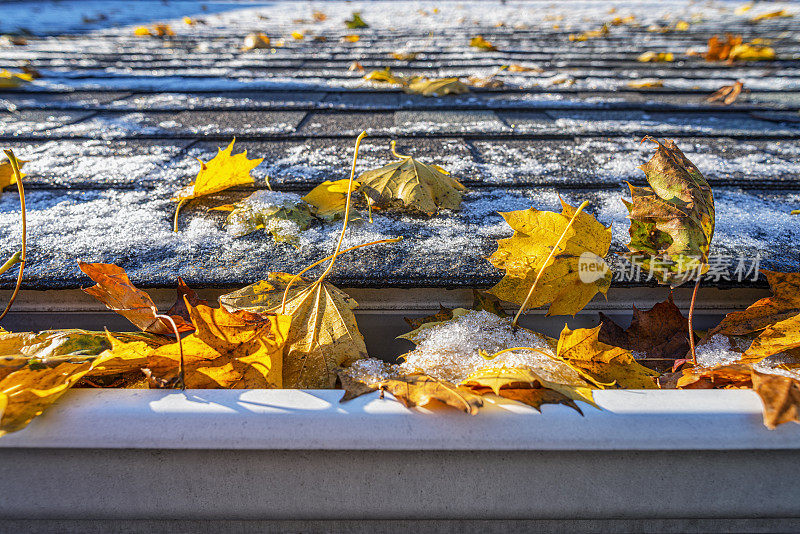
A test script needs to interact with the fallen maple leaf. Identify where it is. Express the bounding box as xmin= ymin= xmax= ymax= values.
xmin=557 ymin=325 xmax=659 ymax=388
xmin=569 ymin=24 xmax=610 ymax=41
xmin=345 ymin=12 xmax=369 ymax=29
xmin=172 ymin=139 xmax=263 ymax=232
xmin=507 ymin=64 xmax=543 ymax=73
xmin=598 ymin=293 xmax=692 ymax=370
xmin=313 ymin=11 xmax=327 ymax=22
xmin=357 ymin=141 xmax=465 ymax=215
xmin=704 ymin=34 xmax=742 ymax=61
xmin=79 ymin=262 xmax=193 ymax=335
xmin=752 ymin=370 xmax=800 ymax=429
xmin=147 ymin=301 xmax=290 ymax=388
xmin=343 ymin=34 xmax=360 ymax=43
xmin=623 ymin=137 xmax=715 ymax=286
xmin=0 ymin=69 xmax=32 ymax=88
xmin=302 ymin=179 xmax=361 ymax=222
xmin=489 ymin=198 xmax=612 ymax=317
xmin=241 ymin=32 xmax=270 ymax=51
xmin=627 ymin=79 xmax=664 ymax=89
xmin=637 ymin=51 xmax=674 ymax=62
xmin=390 ymin=51 xmax=418 ymax=61
xmin=470 ymin=35 xmax=497 ymax=51
xmin=707 ymin=81 xmax=744 ymax=105
xmin=751 ymin=9 xmax=792 ymax=22
xmin=406 ymin=76 xmax=471 ymax=96
xmin=0 ymin=329 xmax=120 ymax=435
xmin=134 ymin=24 xmax=174 ymax=37
xmin=363 ymin=67 xmax=407 ymax=86
xmin=0 ymin=158 xmax=25 ymax=194
xmin=462 ymin=365 xmax=593 ymax=411
xmin=221 ymin=272 xmax=368 ymax=388
xmin=728 ymin=43 xmax=775 ymax=61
